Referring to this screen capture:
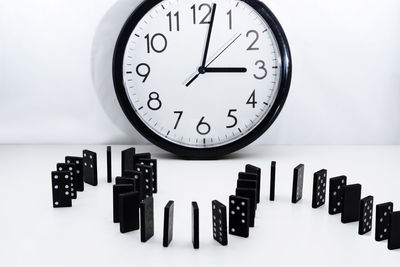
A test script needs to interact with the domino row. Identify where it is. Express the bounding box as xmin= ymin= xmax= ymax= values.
xmin=51 ymin=149 xmax=98 ymax=207
xmin=112 ymin=147 xmax=158 ymax=241
xmin=283 ymin=163 xmax=400 ymax=250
